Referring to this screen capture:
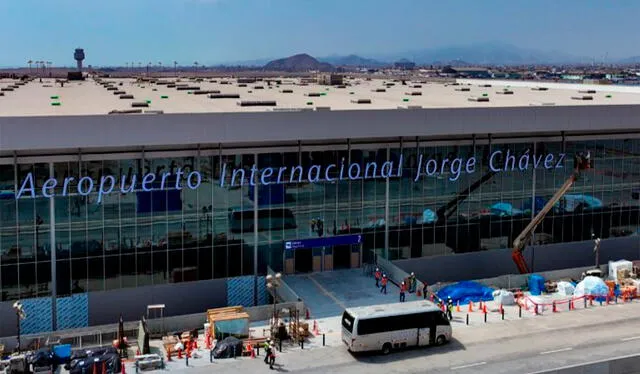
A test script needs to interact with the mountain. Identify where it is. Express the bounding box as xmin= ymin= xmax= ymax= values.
xmin=218 ymin=58 xmax=273 ymax=67
xmin=618 ymin=56 xmax=640 ymax=64
xmin=319 ymin=54 xmax=387 ymax=67
xmin=374 ymin=42 xmax=589 ymax=65
xmin=263 ymin=53 xmax=334 ymax=72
